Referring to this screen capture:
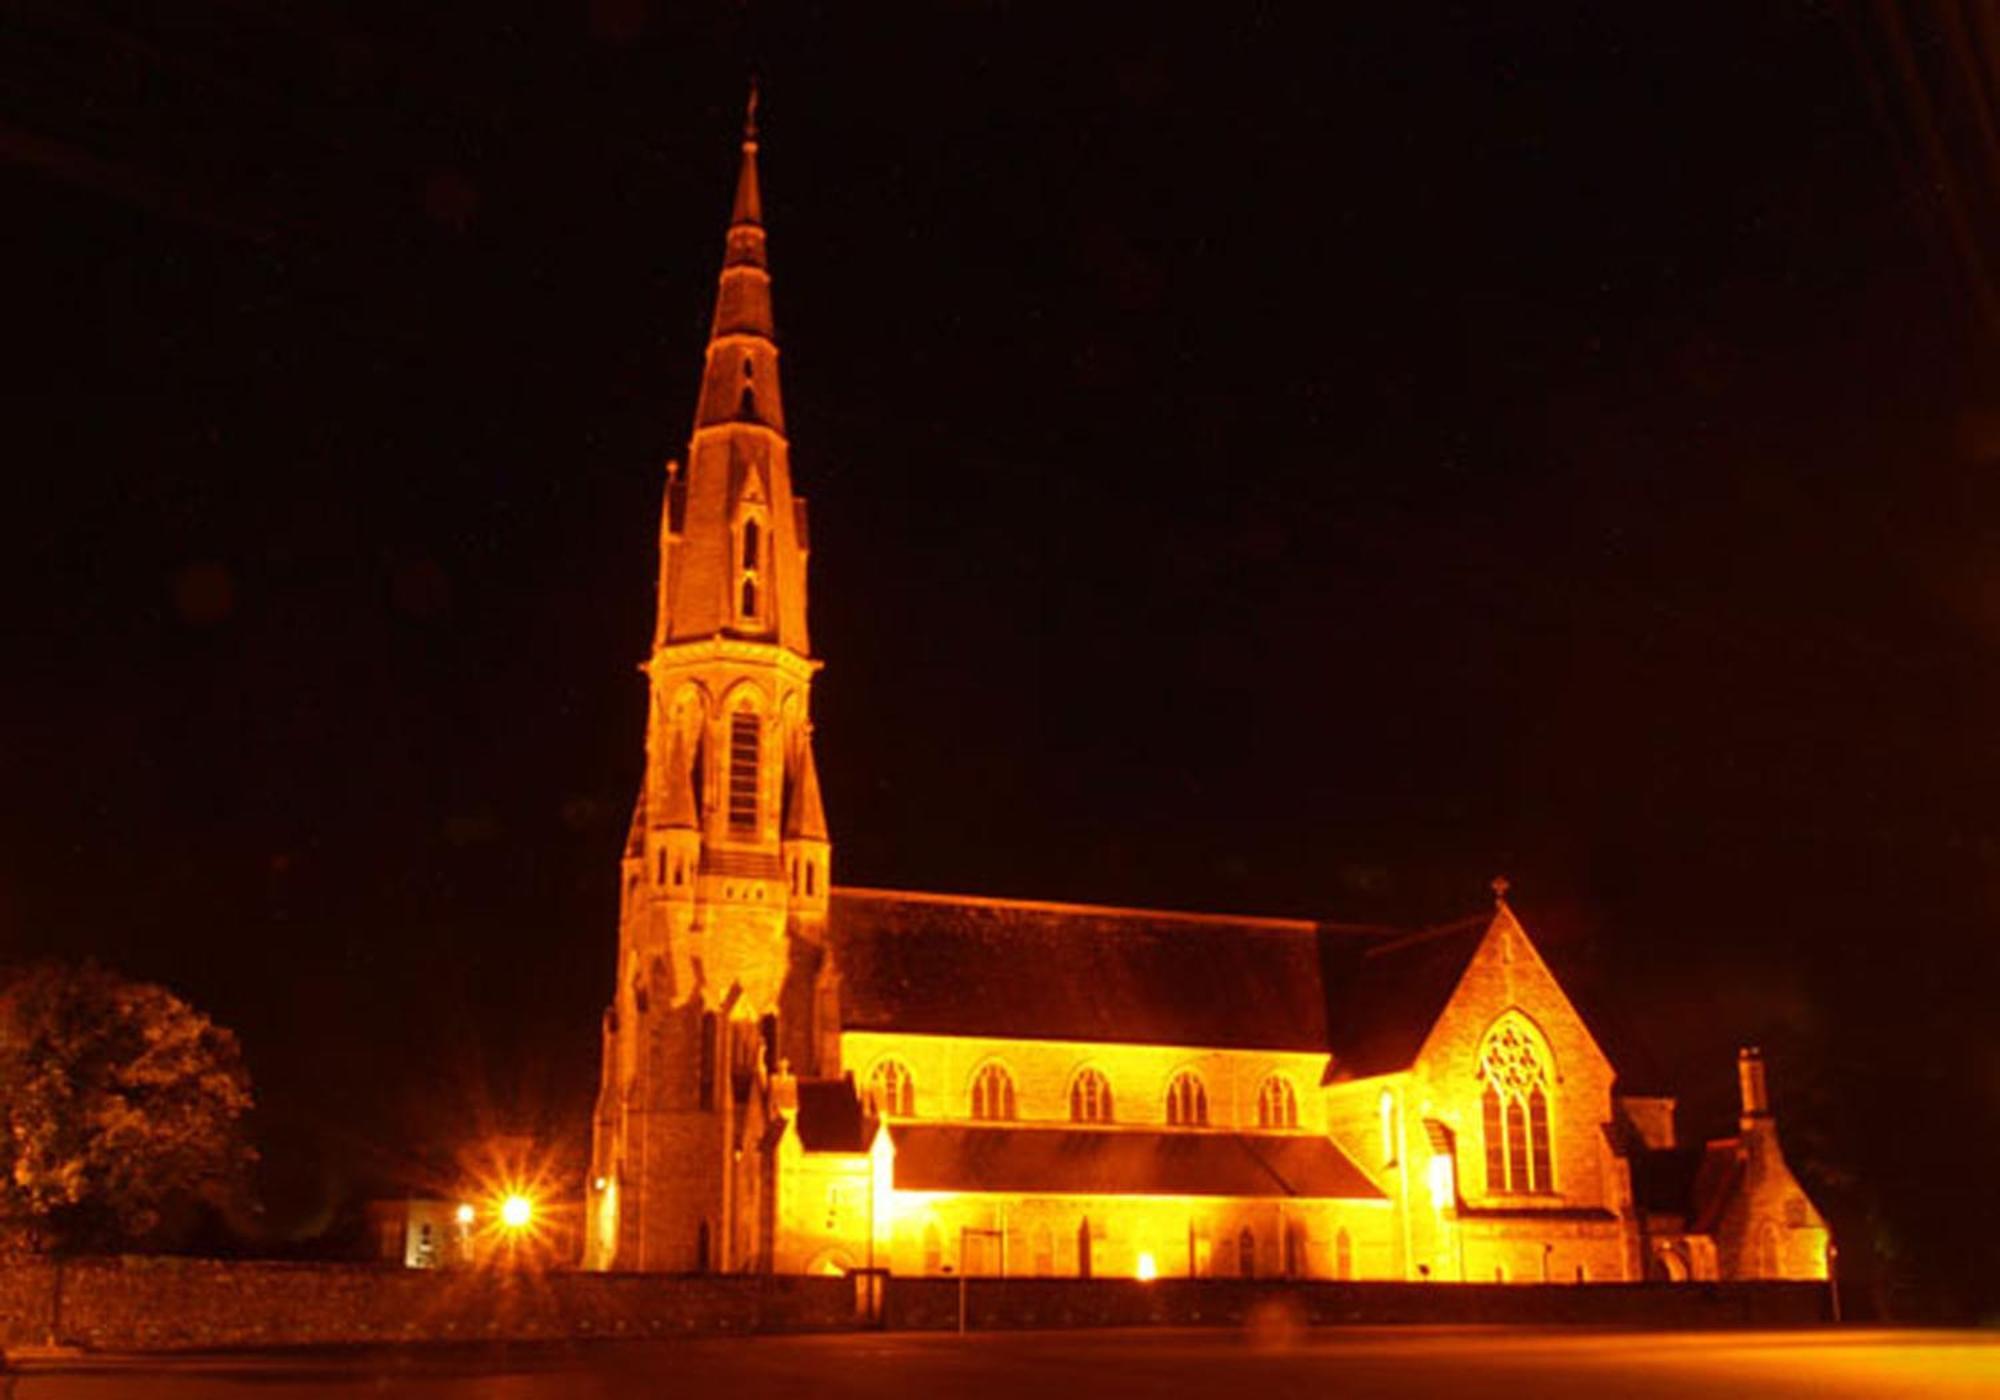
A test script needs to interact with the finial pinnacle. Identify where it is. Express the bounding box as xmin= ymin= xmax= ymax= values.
xmin=1490 ymin=875 xmax=1511 ymax=906
xmin=744 ymin=78 xmax=760 ymax=144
